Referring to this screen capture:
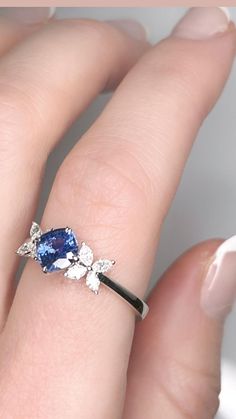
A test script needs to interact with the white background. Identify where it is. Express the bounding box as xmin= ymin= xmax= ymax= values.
xmin=38 ymin=7 xmax=236 ymax=418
